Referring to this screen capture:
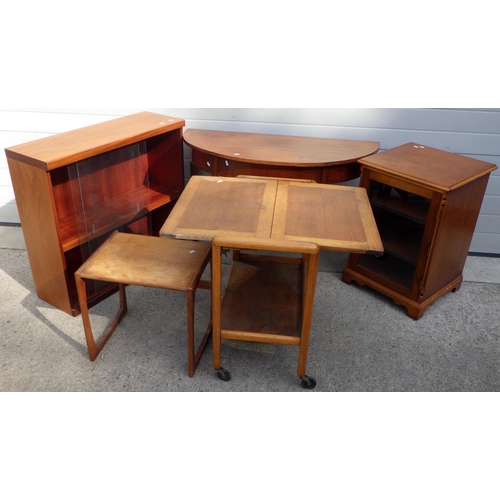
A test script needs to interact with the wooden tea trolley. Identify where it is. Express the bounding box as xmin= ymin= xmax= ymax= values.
xmin=161 ymin=175 xmax=383 ymax=387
